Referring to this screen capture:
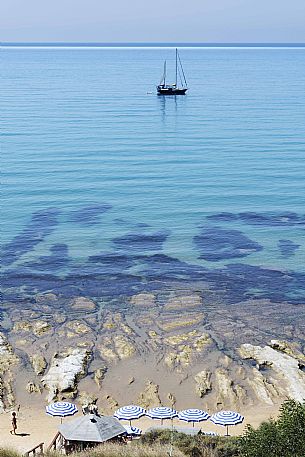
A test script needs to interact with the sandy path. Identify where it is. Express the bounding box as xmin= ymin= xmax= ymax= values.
xmin=0 ymin=404 xmax=279 ymax=454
